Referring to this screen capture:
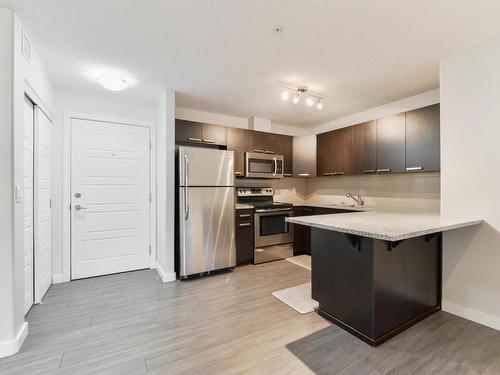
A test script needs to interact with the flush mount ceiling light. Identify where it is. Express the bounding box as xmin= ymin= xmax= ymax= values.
xmin=281 ymin=89 xmax=290 ymax=101
xmin=97 ymin=73 xmax=128 ymax=91
xmin=278 ymin=82 xmax=324 ymax=110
